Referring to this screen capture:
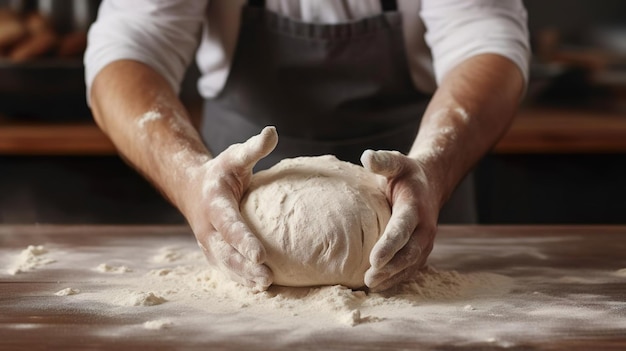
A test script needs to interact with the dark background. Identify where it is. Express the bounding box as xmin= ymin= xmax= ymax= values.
xmin=1 ymin=0 xmax=625 ymax=224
